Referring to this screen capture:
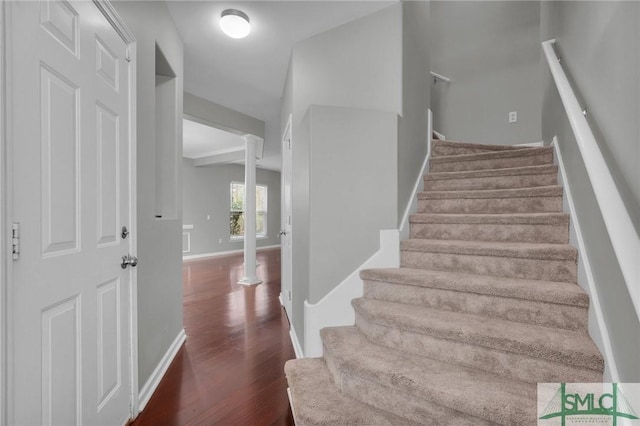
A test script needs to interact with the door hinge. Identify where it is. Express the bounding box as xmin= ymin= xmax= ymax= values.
xmin=288 ymin=139 xmax=291 ymax=150
xmin=125 ymin=46 xmax=132 ymax=63
xmin=12 ymin=222 xmax=20 ymax=260
xmin=288 ymin=290 xmax=291 ymax=301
